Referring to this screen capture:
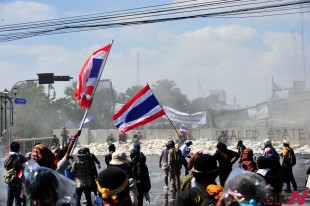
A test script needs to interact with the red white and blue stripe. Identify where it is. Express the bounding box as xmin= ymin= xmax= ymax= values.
xmin=179 ymin=123 xmax=189 ymax=134
xmin=75 ymin=43 xmax=112 ymax=108
xmin=113 ymin=84 xmax=165 ymax=133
